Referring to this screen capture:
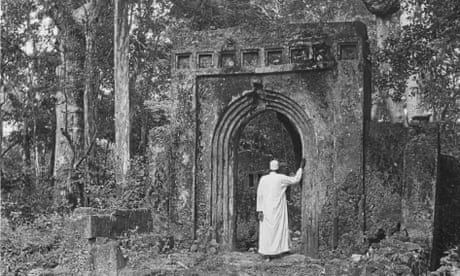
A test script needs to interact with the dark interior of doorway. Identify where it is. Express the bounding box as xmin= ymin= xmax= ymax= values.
xmin=234 ymin=110 xmax=302 ymax=251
